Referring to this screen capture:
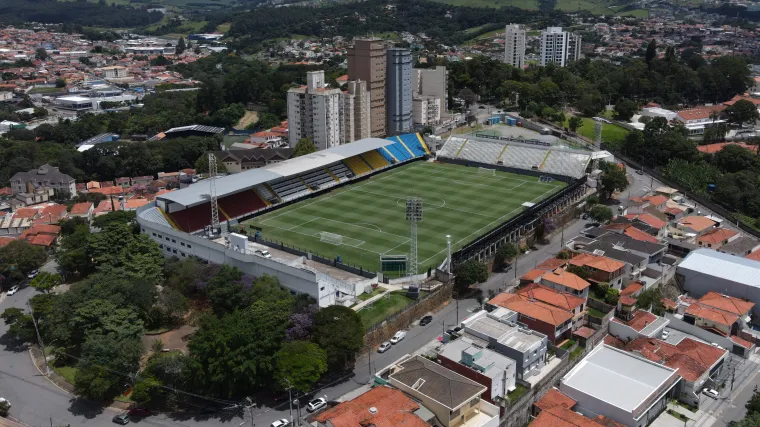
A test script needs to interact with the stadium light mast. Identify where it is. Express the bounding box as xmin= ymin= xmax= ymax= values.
xmin=208 ymin=152 xmax=220 ymax=234
xmin=406 ymin=197 xmax=423 ymax=284
xmin=594 ymin=119 xmax=603 ymax=148
xmin=446 ymin=235 xmax=452 ymax=274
